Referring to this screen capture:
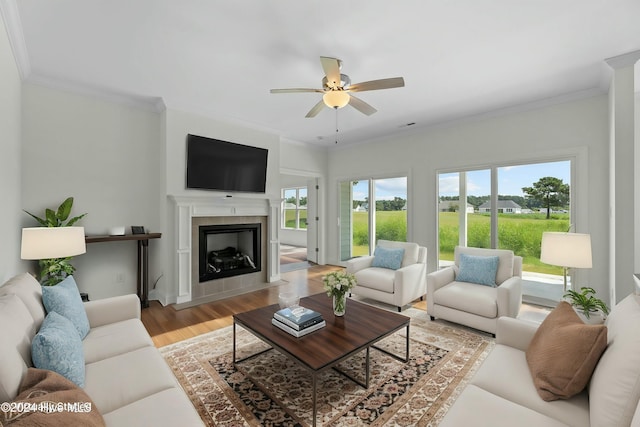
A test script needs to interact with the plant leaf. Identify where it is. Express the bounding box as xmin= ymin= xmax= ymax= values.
xmin=66 ymin=213 xmax=87 ymax=226
xmin=23 ymin=210 xmax=47 ymax=226
xmin=57 ymin=197 xmax=73 ymax=222
xmin=45 ymin=209 xmax=59 ymax=227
